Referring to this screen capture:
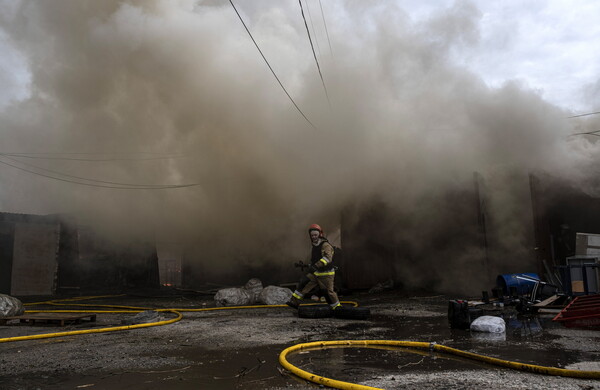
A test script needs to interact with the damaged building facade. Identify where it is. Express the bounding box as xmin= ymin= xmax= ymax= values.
xmin=339 ymin=172 xmax=600 ymax=295
xmin=3 ymin=172 xmax=599 ymax=297
xmin=0 ymin=212 xmax=159 ymax=296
